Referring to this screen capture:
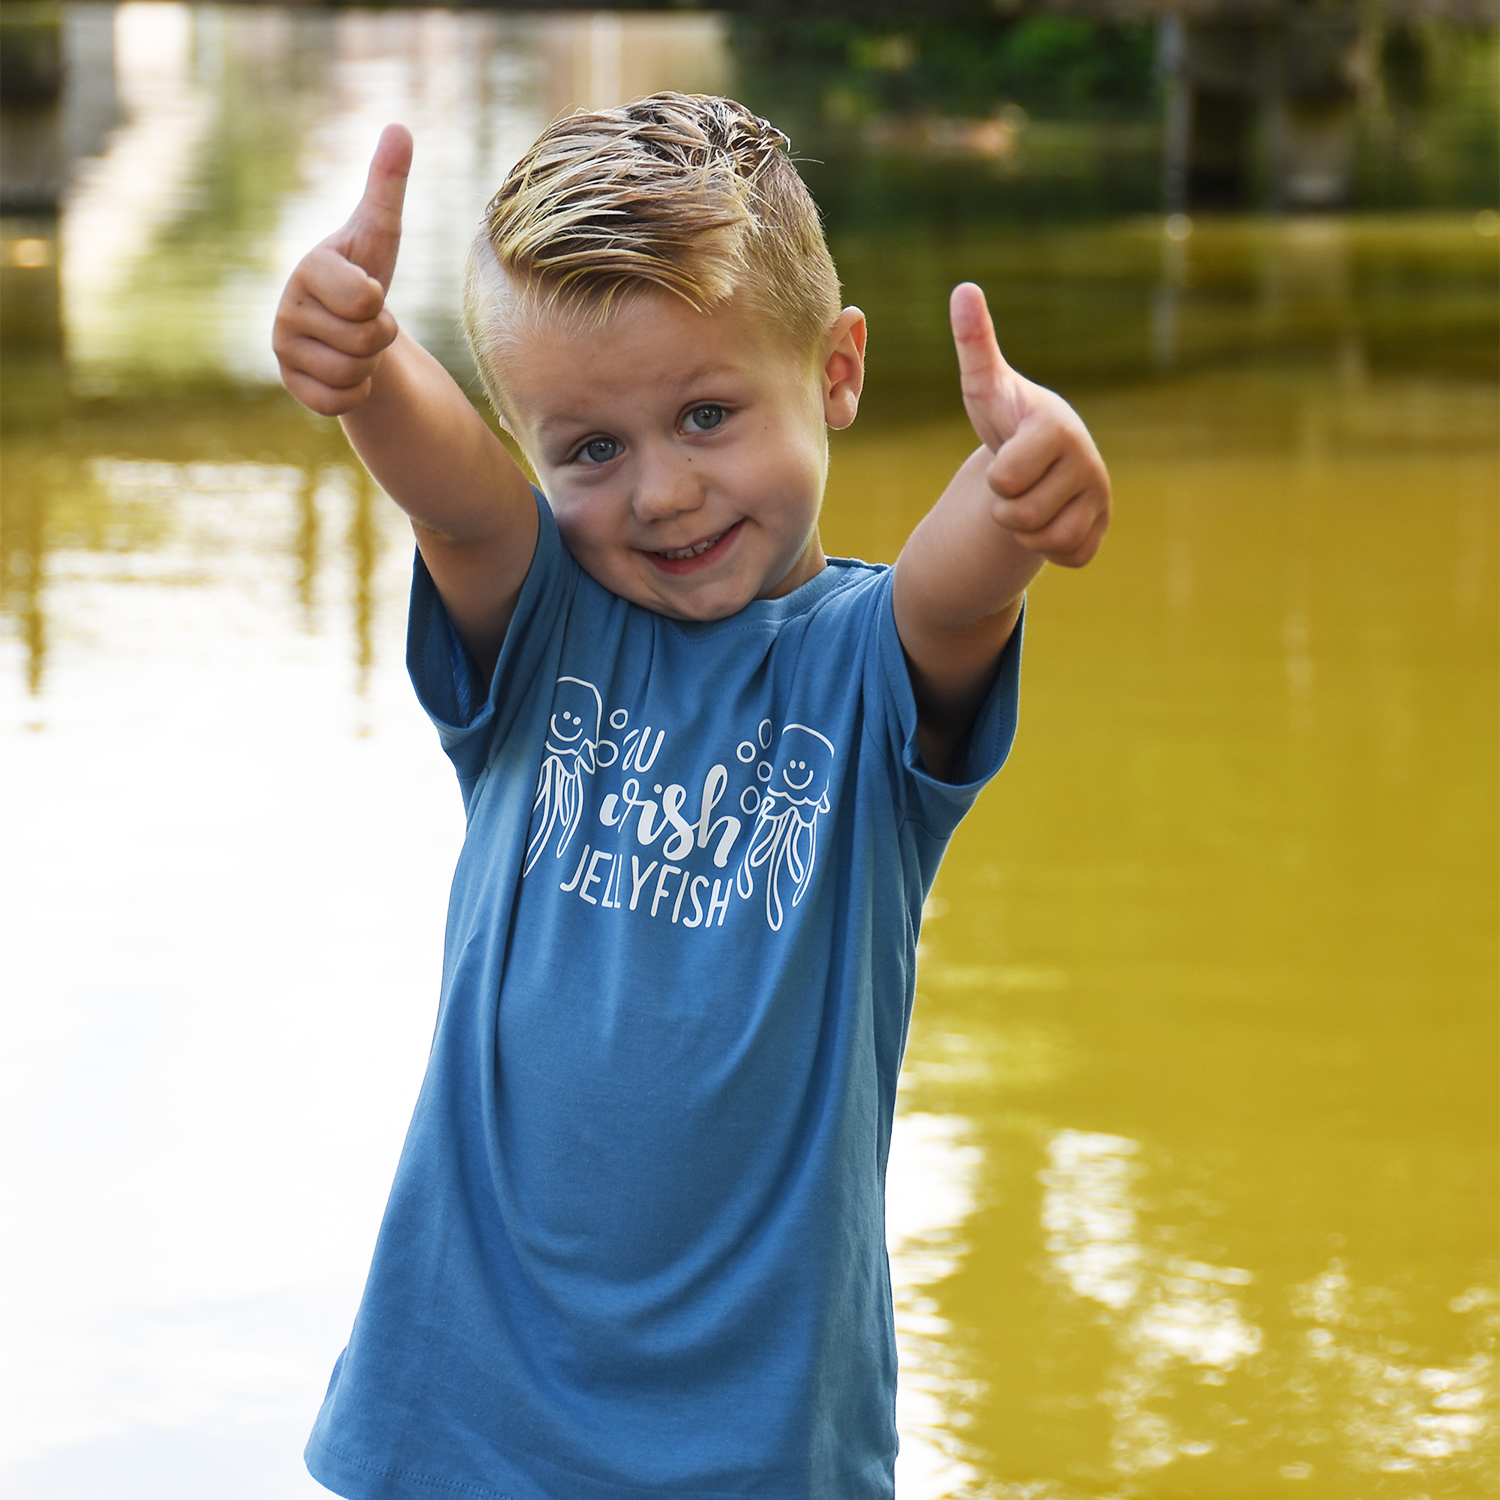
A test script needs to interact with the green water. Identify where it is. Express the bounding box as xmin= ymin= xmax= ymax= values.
xmin=1 ymin=8 xmax=1495 ymax=1498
